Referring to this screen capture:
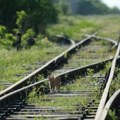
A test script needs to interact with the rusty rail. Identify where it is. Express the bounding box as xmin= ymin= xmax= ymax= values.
xmin=95 ymin=43 xmax=120 ymax=120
